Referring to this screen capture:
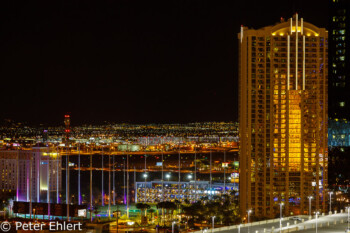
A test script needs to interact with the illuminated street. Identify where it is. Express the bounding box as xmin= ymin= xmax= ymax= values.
xmin=206 ymin=213 xmax=349 ymax=233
